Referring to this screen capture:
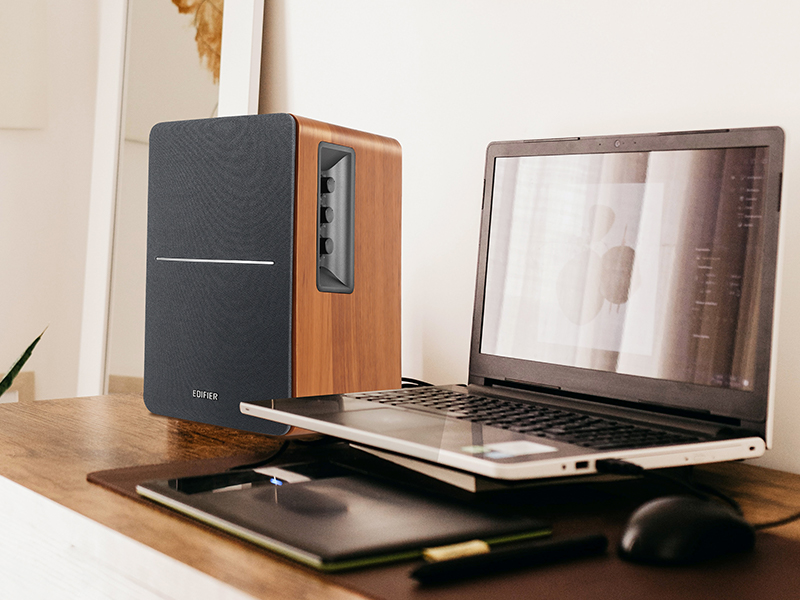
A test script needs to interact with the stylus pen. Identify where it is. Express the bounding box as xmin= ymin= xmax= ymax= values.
xmin=411 ymin=533 xmax=609 ymax=585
